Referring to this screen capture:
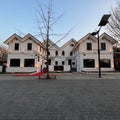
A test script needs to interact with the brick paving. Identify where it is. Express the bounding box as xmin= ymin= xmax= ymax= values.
xmin=0 ymin=73 xmax=120 ymax=119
